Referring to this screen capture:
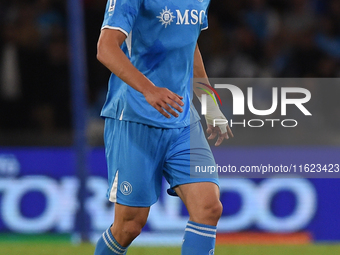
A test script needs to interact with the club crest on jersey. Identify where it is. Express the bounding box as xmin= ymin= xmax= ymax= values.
xmin=157 ymin=6 xmax=206 ymax=27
